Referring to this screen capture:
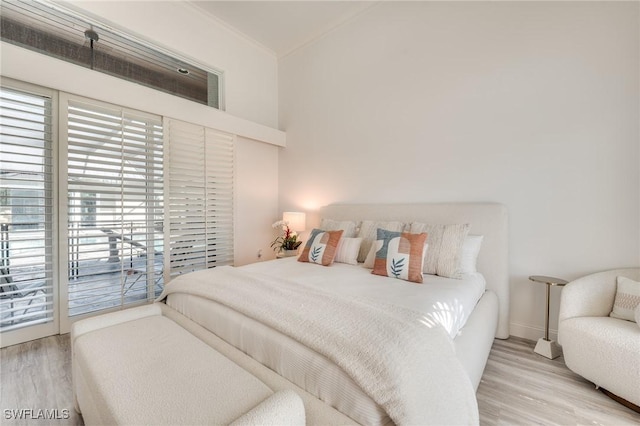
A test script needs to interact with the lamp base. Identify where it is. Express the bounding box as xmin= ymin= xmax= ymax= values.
xmin=534 ymin=338 xmax=562 ymax=359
